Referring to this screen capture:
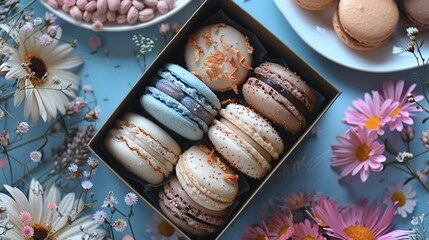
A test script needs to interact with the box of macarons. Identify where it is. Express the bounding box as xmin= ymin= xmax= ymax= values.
xmin=88 ymin=0 xmax=340 ymax=239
